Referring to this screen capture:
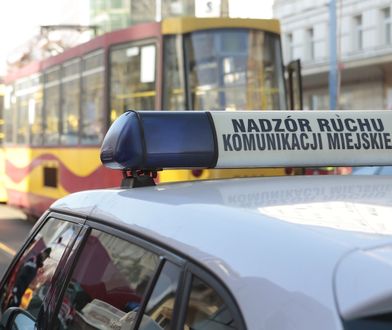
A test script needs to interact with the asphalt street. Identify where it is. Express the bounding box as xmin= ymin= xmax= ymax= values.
xmin=0 ymin=205 xmax=33 ymax=278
